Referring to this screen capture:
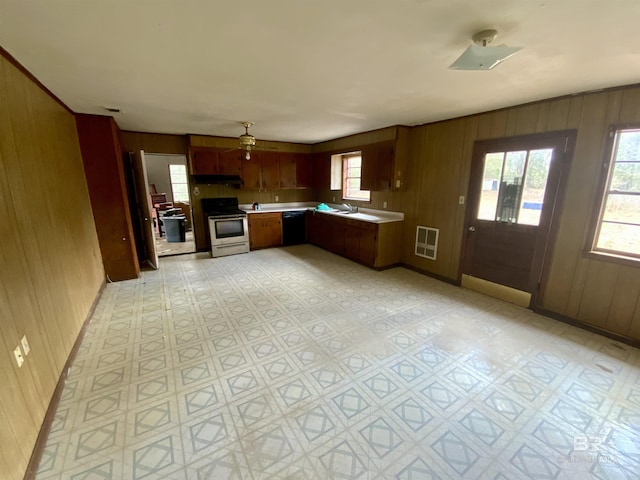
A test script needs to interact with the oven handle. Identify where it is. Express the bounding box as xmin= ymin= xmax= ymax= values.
xmin=209 ymin=216 xmax=247 ymax=220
